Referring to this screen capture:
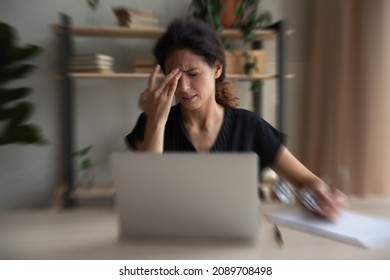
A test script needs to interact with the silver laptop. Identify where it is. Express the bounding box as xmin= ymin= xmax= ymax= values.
xmin=110 ymin=152 xmax=260 ymax=240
